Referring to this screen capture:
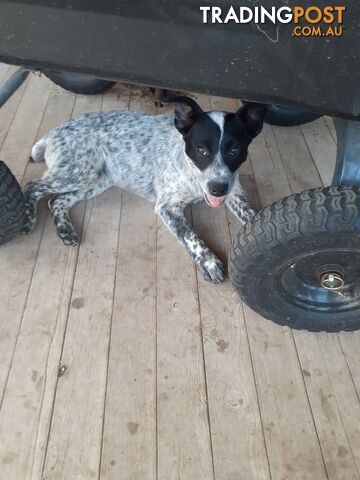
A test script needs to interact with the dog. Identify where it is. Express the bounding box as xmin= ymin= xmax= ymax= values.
xmin=21 ymin=96 xmax=266 ymax=283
